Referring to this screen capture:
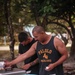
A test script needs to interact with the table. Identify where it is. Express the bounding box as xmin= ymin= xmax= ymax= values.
xmin=0 ymin=68 xmax=37 ymax=75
